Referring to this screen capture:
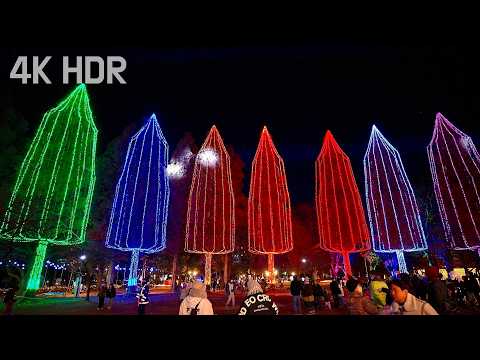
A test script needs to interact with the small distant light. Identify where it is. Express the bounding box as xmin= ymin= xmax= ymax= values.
xmin=80 ymin=255 xmax=86 ymax=261
xmin=301 ymin=258 xmax=307 ymax=263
